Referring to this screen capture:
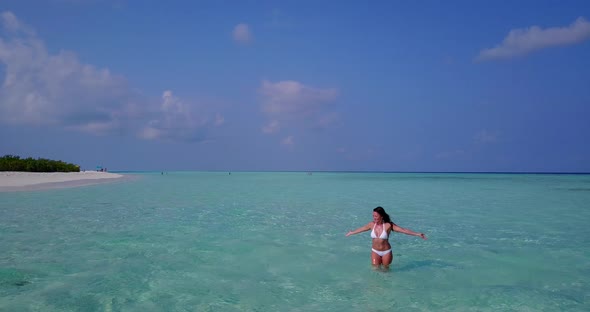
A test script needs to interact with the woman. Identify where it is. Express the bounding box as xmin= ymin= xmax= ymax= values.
xmin=346 ymin=206 xmax=427 ymax=270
